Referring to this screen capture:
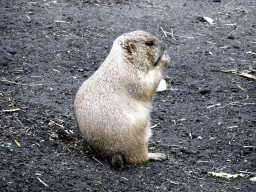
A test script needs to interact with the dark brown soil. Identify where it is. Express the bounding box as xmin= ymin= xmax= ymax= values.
xmin=1 ymin=0 xmax=255 ymax=191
